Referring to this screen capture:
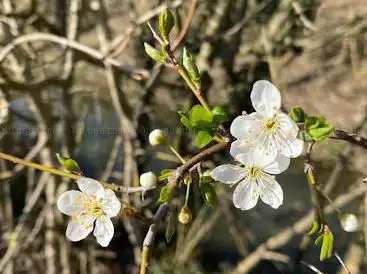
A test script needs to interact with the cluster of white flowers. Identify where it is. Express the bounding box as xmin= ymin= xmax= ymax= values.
xmin=57 ymin=178 xmax=121 ymax=247
xmin=211 ymin=80 xmax=304 ymax=210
